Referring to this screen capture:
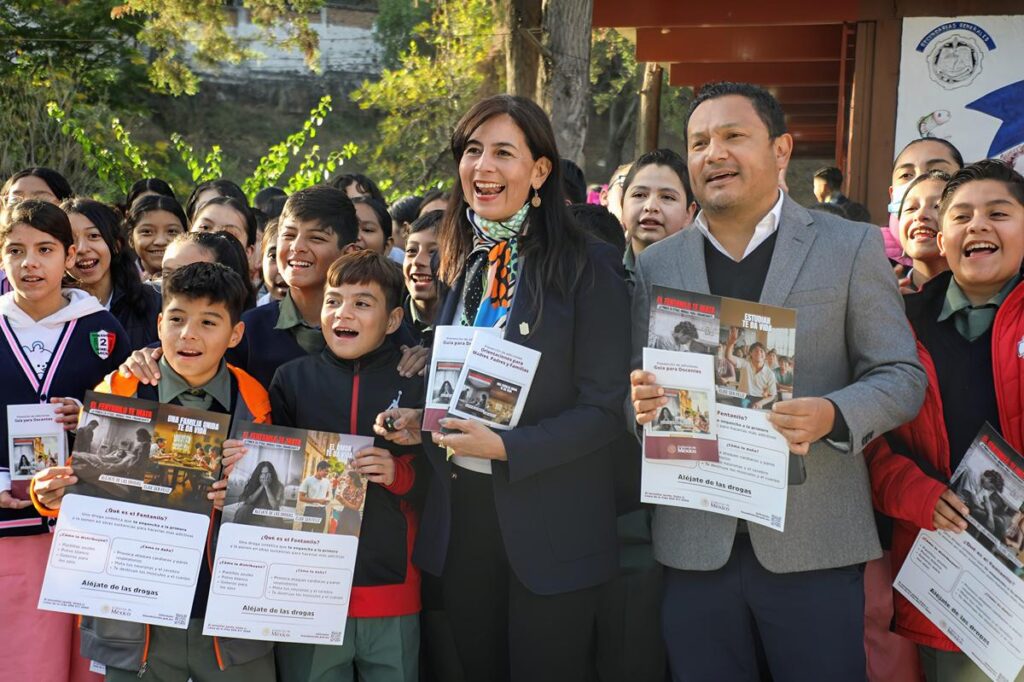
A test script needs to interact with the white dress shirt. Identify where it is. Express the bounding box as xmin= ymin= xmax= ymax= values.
xmin=693 ymin=190 xmax=785 ymax=262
